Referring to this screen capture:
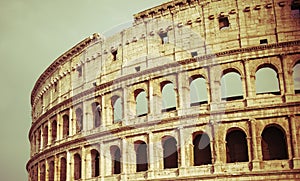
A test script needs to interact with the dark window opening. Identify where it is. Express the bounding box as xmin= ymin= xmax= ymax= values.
xmin=111 ymin=146 xmax=121 ymax=174
xmin=262 ymin=126 xmax=288 ymax=160
xmin=135 ymin=141 xmax=148 ymax=172
xmin=159 ymin=32 xmax=169 ymax=44
xmin=60 ymin=158 xmax=67 ymax=181
xmin=112 ymin=50 xmax=118 ymax=61
xmin=49 ymin=161 xmax=55 ymax=181
xmin=54 ymin=82 xmax=58 ymax=92
xmin=51 ymin=120 xmax=57 ymax=143
xmin=77 ymin=66 xmax=82 ymax=77
xmin=219 ymin=17 xmax=230 ymax=30
xmin=40 ymin=164 xmax=46 ymax=181
xmin=43 ymin=126 xmax=48 ymax=147
xmin=163 ymin=136 xmax=178 ymax=169
xmin=191 ymin=51 xmax=198 ymax=57
xmin=291 ymin=0 xmax=300 ymax=10
xmin=135 ymin=66 xmax=141 ymax=72
xmin=92 ymin=102 xmax=101 ymax=128
xmin=91 ymin=150 xmax=100 ymax=177
xmin=74 ymin=154 xmax=82 ymax=180
xmin=221 ymin=95 xmax=244 ymax=101
xmin=193 ymin=133 xmax=212 ymax=166
xmin=62 ymin=115 xmax=69 ymax=138
xmin=75 ymin=108 xmax=83 ymax=132
xmin=226 ymin=130 xmax=249 ymax=163
xmin=260 ymin=39 xmax=268 ymax=45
